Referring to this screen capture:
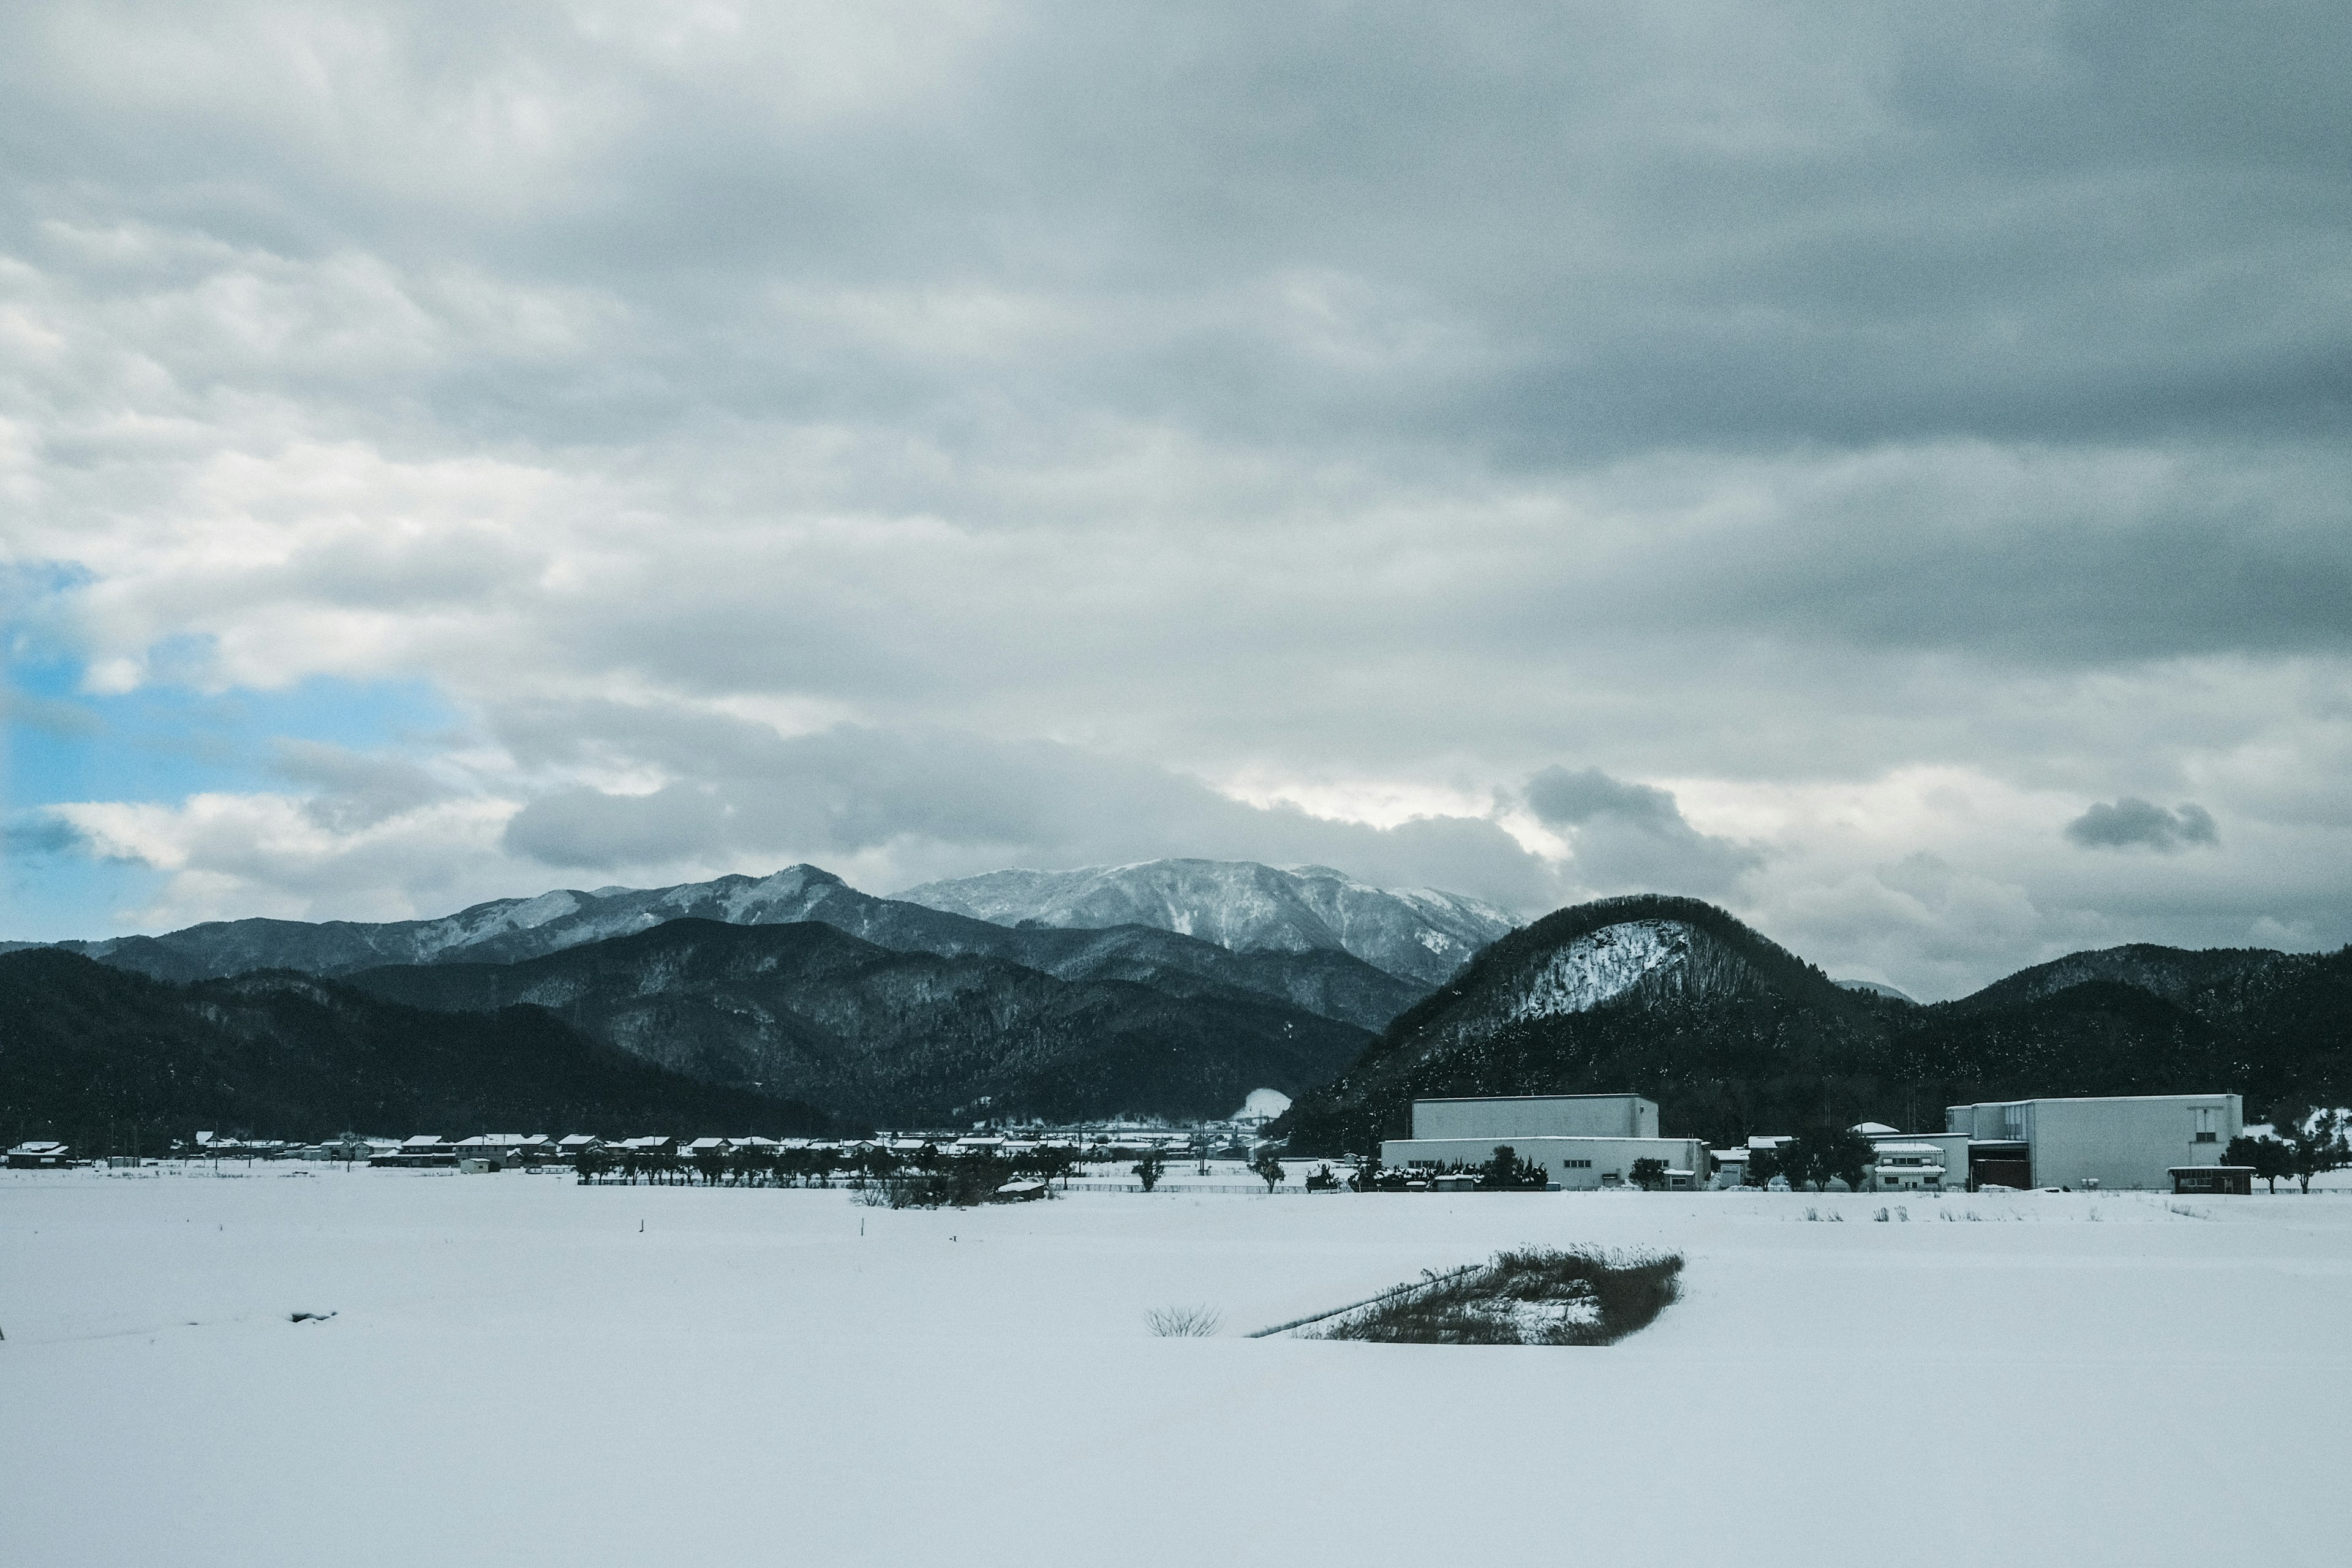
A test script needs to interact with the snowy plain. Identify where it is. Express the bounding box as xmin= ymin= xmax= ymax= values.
xmin=4 ymin=1168 xmax=2346 ymax=1566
